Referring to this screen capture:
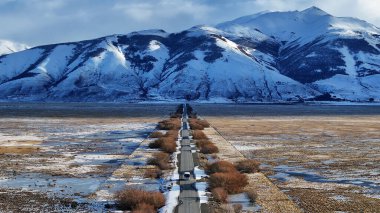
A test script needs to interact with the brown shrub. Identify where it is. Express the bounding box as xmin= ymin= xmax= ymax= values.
xmin=132 ymin=203 xmax=155 ymax=213
xmin=148 ymin=136 xmax=177 ymax=153
xmin=207 ymin=161 xmax=237 ymax=174
xmin=149 ymin=131 xmax=164 ymax=138
xmin=170 ymin=113 xmax=182 ymax=118
xmin=189 ymin=122 xmax=204 ymax=130
xmin=115 ymin=188 xmax=165 ymax=210
xmin=161 ymin=140 xmax=177 ymax=153
xmin=189 ymin=118 xmax=210 ymax=130
xmin=209 ymin=172 xmax=248 ymax=194
xmin=235 ymin=159 xmax=260 ymax=173
xmin=200 ymin=143 xmax=219 ymax=154
xmin=195 ymin=139 xmax=211 ymax=147
xmin=196 ymin=119 xmax=210 ymax=128
xmin=211 ymin=187 xmax=228 ymax=203
xmin=158 ymin=118 xmax=181 ymax=130
xmin=246 ymin=190 xmax=258 ymax=203
xmin=192 ymin=130 xmax=208 ymax=140
xmin=147 ymin=152 xmax=171 ymax=170
xmin=144 ymin=167 xmax=163 ymax=179
xmin=165 ymin=130 xmax=178 ymax=139
xmin=196 ymin=139 xmax=219 ymax=154
xmin=148 ymin=139 xmax=163 ymax=149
